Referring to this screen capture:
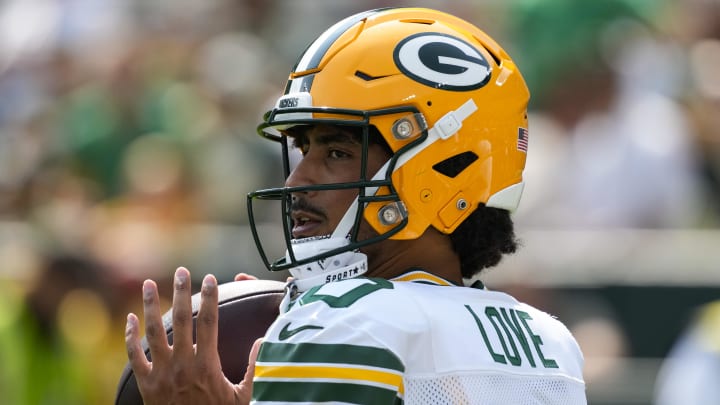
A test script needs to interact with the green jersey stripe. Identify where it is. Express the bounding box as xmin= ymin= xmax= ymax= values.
xmin=252 ymin=380 xmax=404 ymax=404
xmin=258 ymin=341 xmax=405 ymax=371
